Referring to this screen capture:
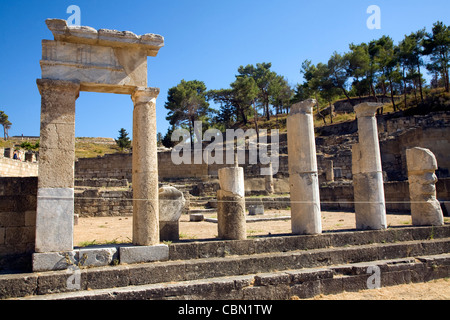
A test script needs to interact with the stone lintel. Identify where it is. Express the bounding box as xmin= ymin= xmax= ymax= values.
xmin=45 ymin=19 xmax=164 ymax=57
xmin=290 ymin=99 xmax=316 ymax=115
